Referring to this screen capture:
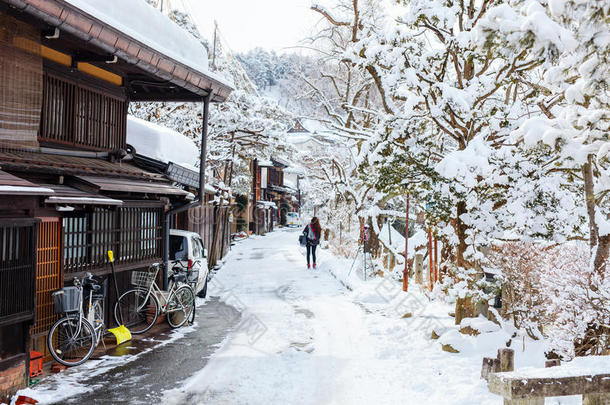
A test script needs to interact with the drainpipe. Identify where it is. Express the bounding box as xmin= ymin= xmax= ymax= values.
xmin=162 ymin=92 xmax=211 ymax=289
